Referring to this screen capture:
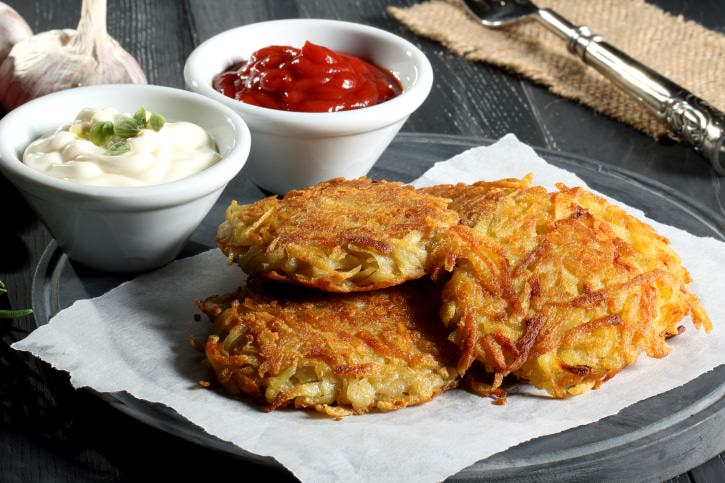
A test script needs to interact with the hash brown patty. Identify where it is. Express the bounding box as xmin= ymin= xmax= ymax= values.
xmin=216 ymin=177 xmax=459 ymax=292
xmin=198 ymin=280 xmax=459 ymax=417
xmin=423 ymin=177 xmax=711 ymax=398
